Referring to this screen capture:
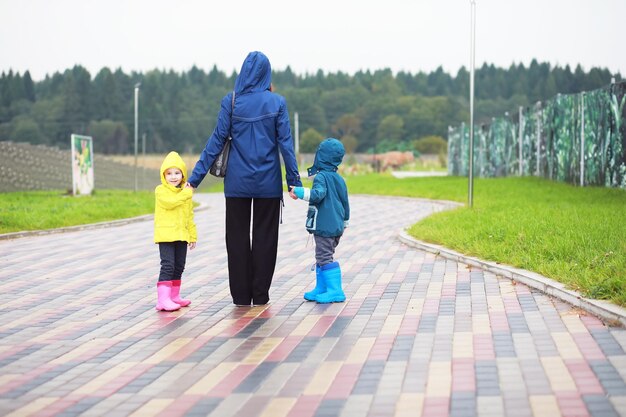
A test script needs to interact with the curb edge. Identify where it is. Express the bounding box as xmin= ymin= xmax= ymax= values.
xmin=398 ymin=230 xmax=626 ymax=327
